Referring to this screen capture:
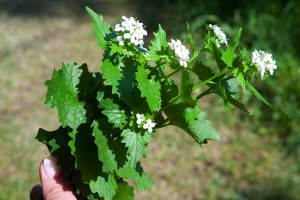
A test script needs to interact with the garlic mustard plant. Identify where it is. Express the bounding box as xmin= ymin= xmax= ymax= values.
xmin=36 ymin=7 xmax=285 ymax=200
